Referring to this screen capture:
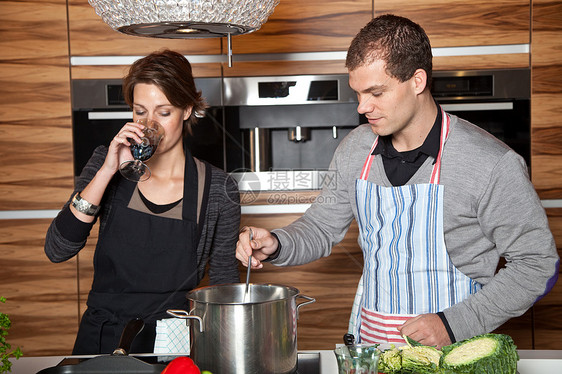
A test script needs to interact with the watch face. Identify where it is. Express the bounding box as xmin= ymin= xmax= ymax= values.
xmin=78 ymin=200 xmax=89 ymax=212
